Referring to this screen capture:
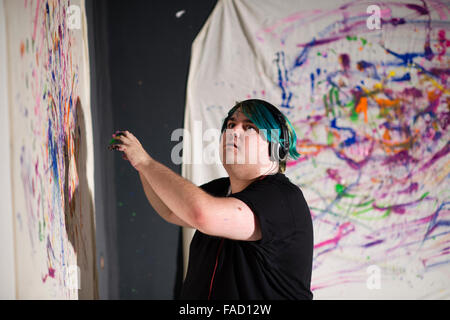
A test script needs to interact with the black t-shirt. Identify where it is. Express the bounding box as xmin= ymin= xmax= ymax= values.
xmin=180 ymin=172 xmax=314 ymax=300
